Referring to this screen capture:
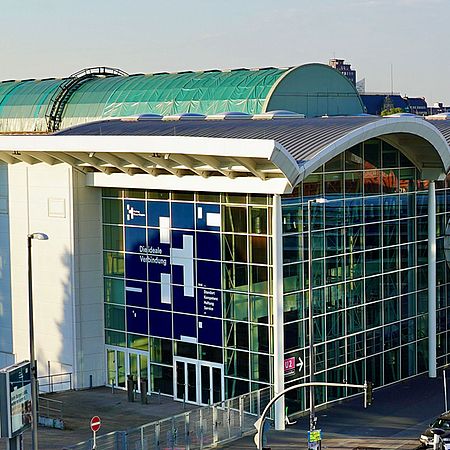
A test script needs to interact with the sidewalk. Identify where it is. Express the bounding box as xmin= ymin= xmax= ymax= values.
xmin=220 ymin=429 xmax=420 ymax=449
xmin=0 ymin=387 xmax=194 ymax=450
